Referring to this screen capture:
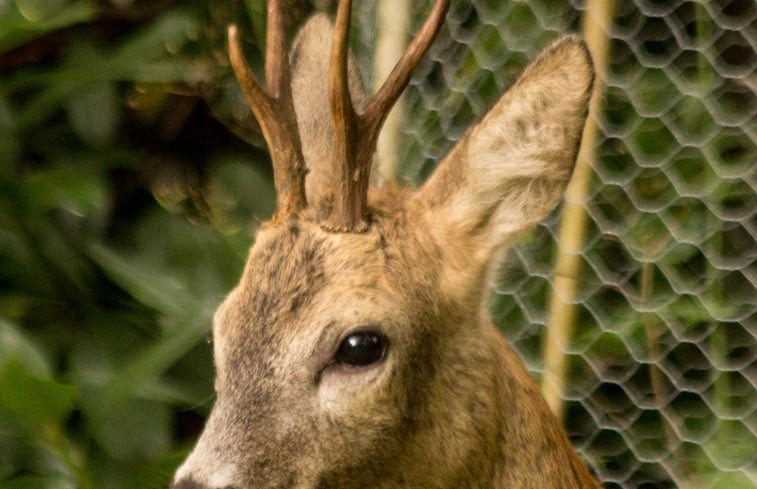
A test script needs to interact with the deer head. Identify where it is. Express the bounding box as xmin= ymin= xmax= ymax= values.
xmin=171 ymin=1 xmax=597 ymax=488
